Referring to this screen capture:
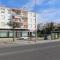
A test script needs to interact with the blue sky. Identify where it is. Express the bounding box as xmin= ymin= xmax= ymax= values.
xmin=0 ymin=0 xmax=60 ymax=24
